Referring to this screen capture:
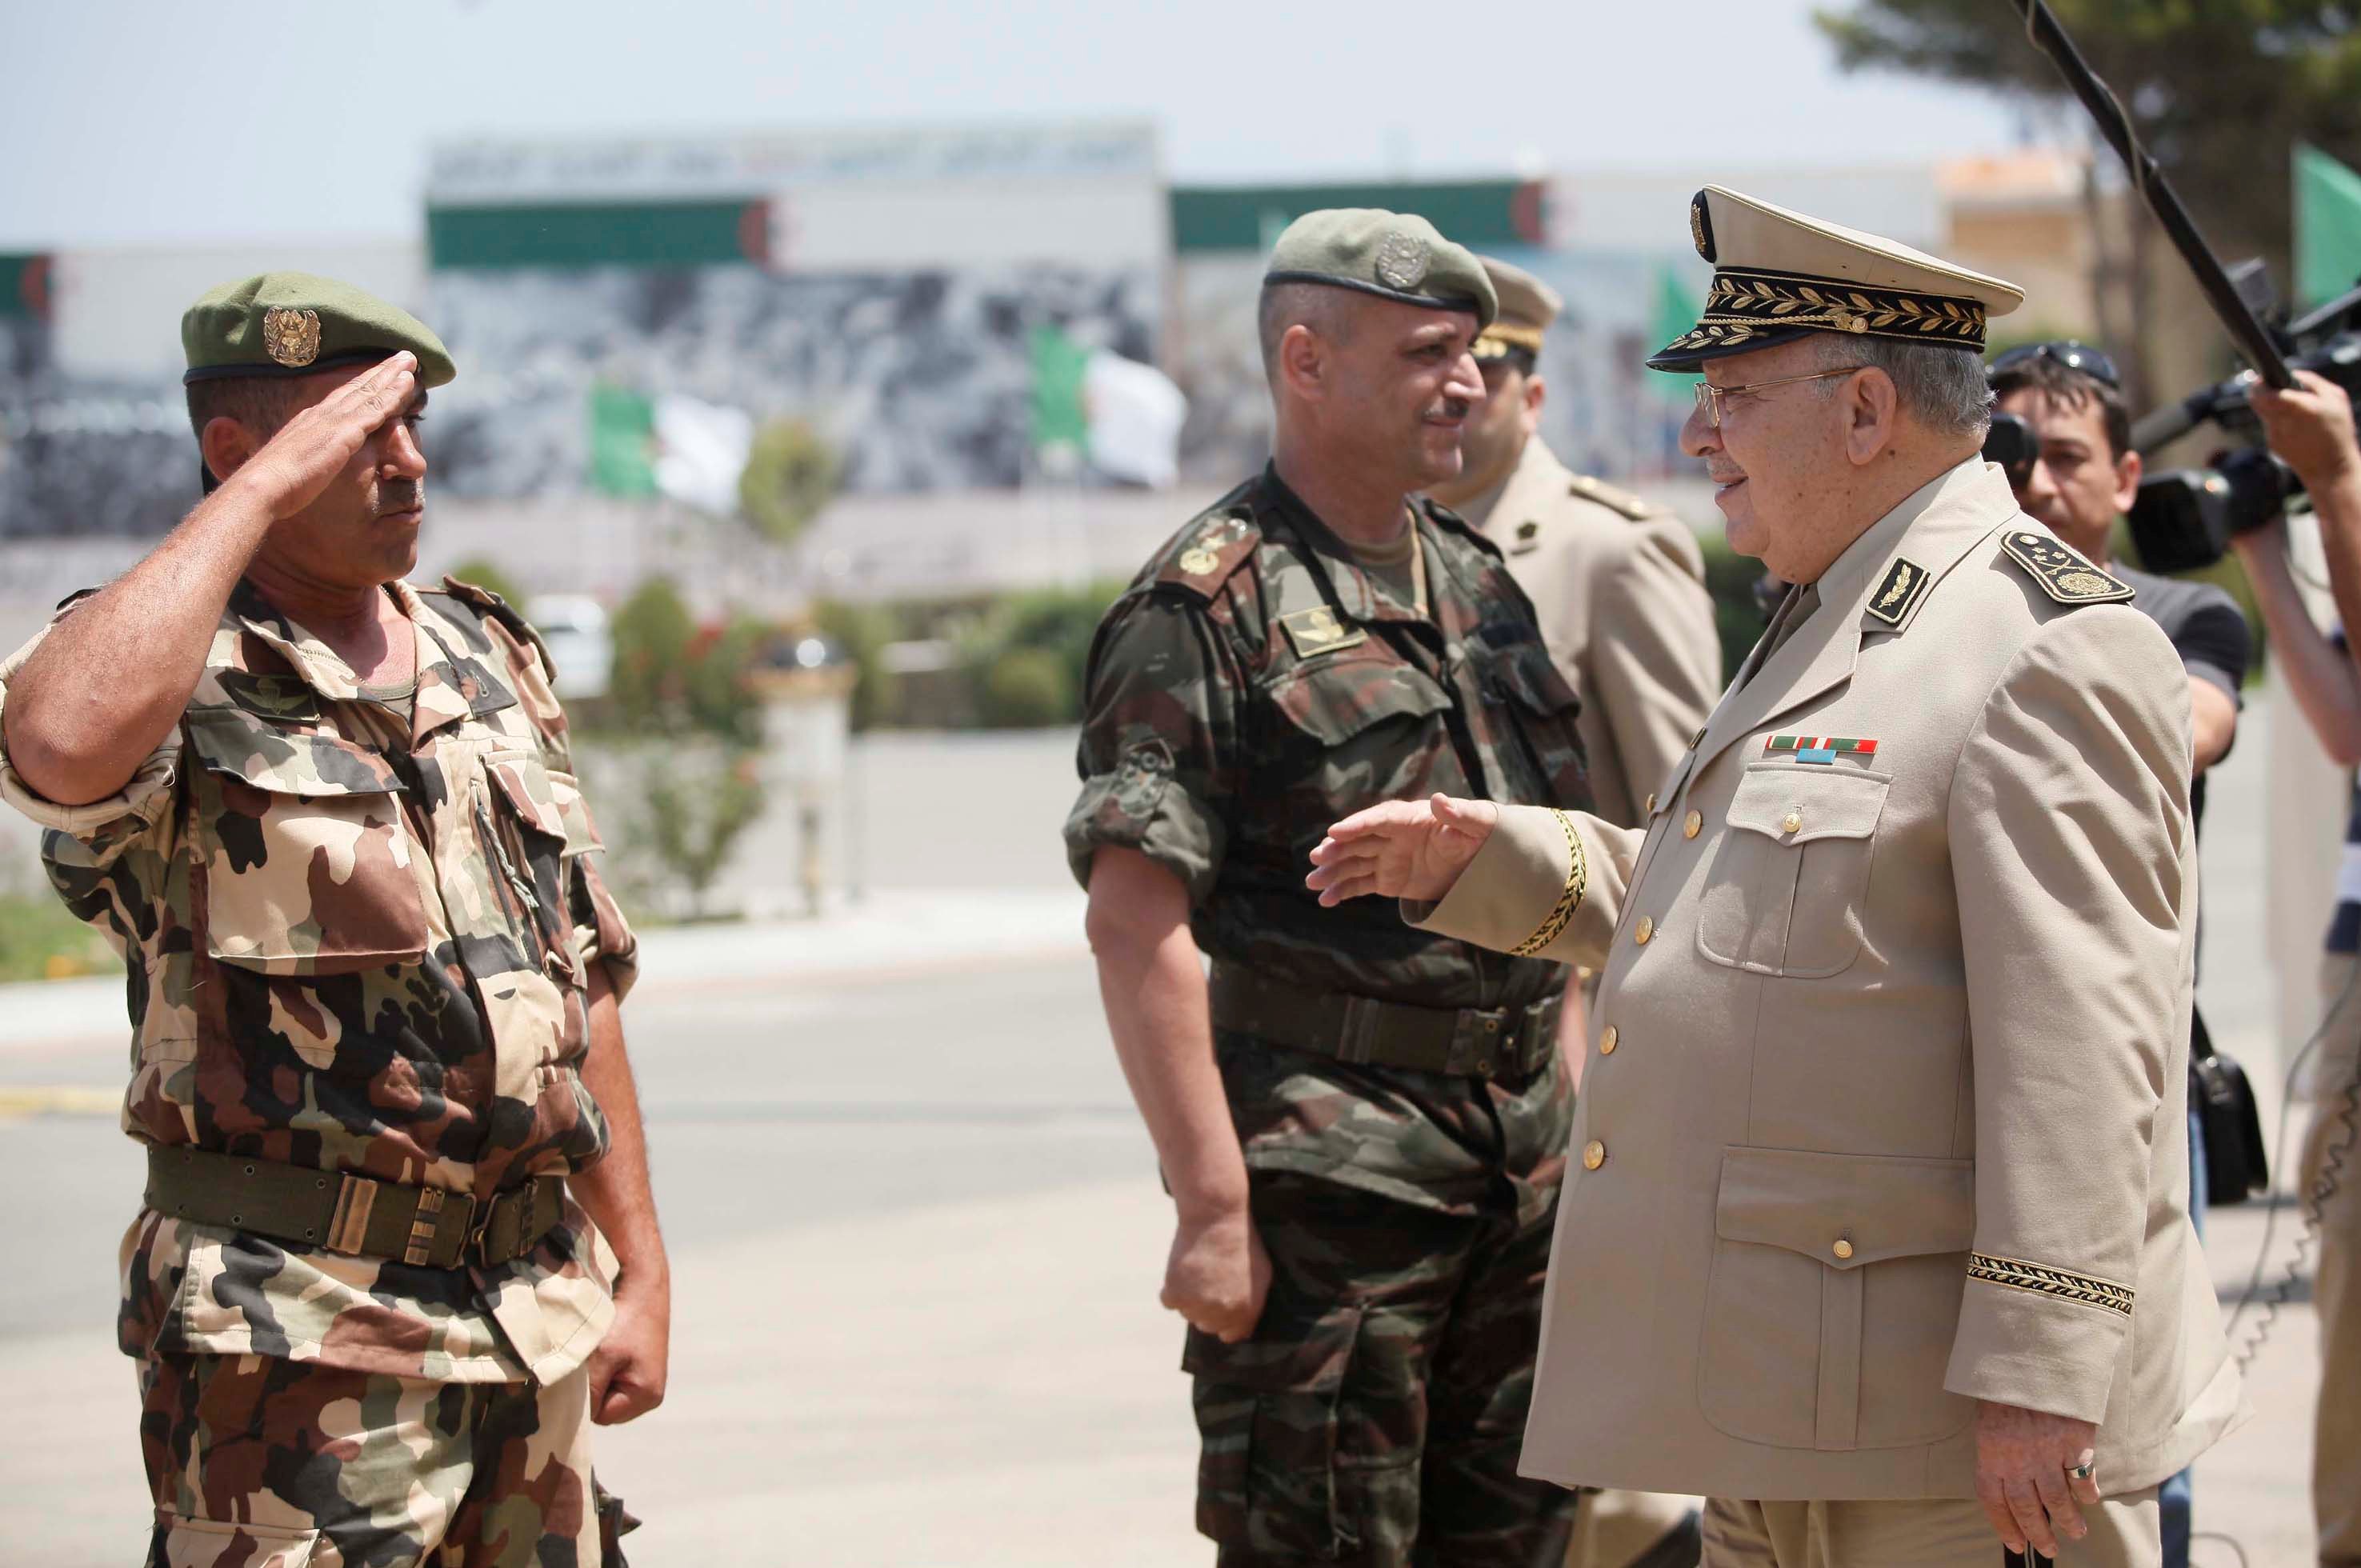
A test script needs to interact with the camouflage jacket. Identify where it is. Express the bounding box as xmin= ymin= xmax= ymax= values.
xmin=0 ymin=577 xmax=639 ymax=1386
xmin=1065 ymin=466 xmax=1591 ymax=1214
